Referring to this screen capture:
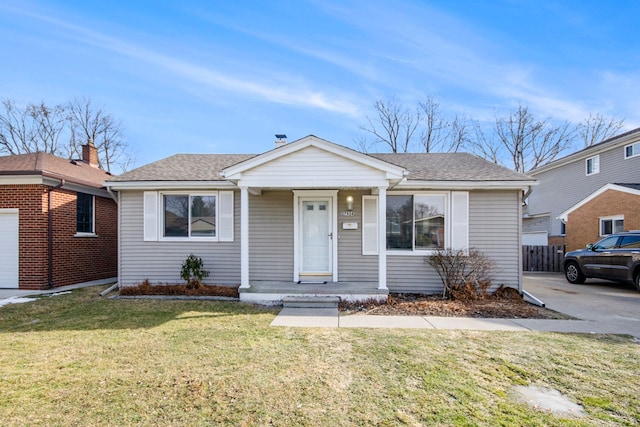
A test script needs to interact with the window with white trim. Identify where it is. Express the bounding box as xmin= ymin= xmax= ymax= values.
xmin=143 ymin=191 xmax=234 ymax=242
xmin=387 ymin=194 xmax=446 ymax=250
xmin=164 ymin=194 xmax=216 ymax=237
xmin=625 ymin=141 xmax=640 ymax=159
xmin=76 ymin=192 xmax=94 ymax=234
xmin=361 ymin=191 xmax=468 ymax=255
xmin=600 ymin=216 xmax=624 ymax=236
xmin=586 ymin=155 xmax=599 ymax=176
